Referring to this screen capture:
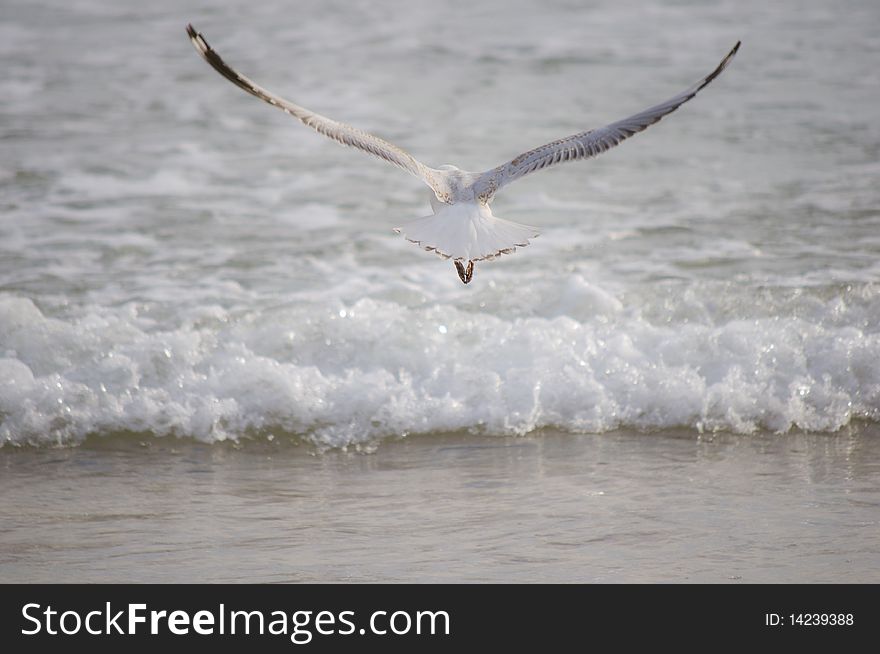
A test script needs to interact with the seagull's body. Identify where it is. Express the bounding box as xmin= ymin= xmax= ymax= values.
xmin=186 ymin=24 xmax=739 ymax=284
